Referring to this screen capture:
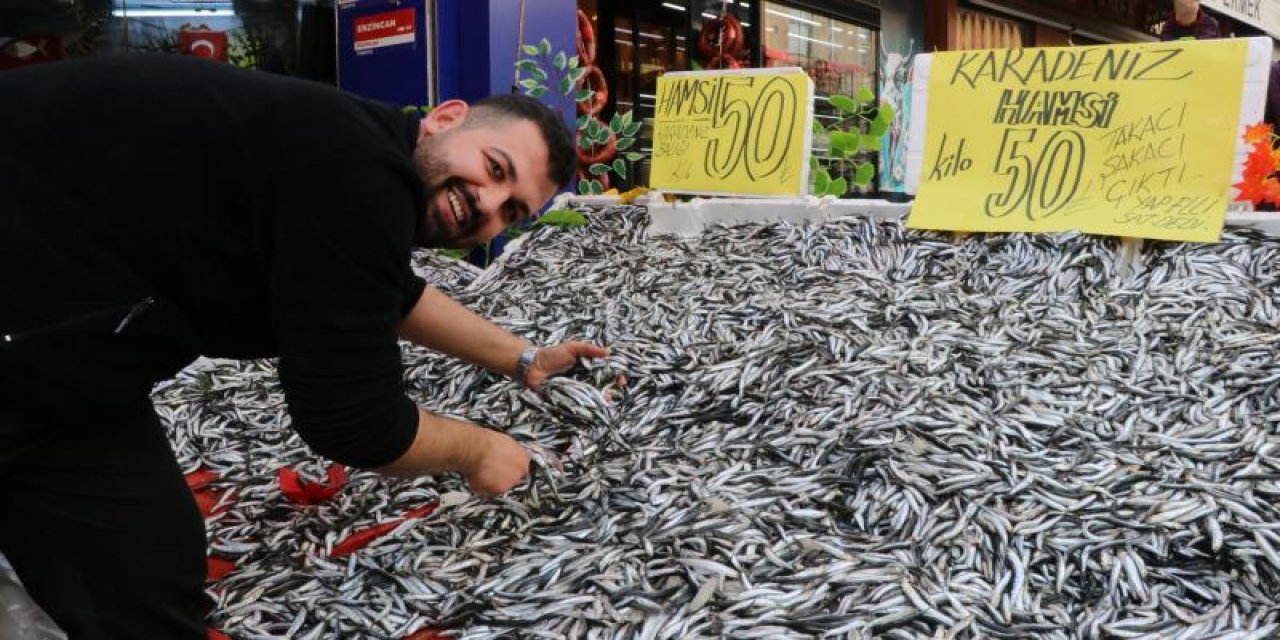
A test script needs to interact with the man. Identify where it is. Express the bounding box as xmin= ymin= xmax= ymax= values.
xmin=0 ymin=54 xmax=606 ymax=638
xmin=1161 ymin=0 xmax=1220 ymax=40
